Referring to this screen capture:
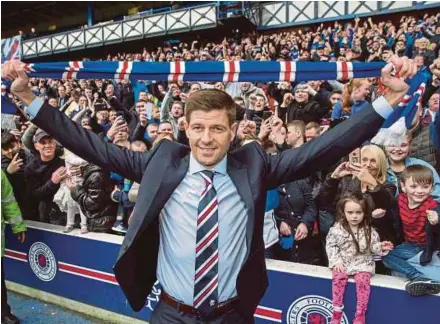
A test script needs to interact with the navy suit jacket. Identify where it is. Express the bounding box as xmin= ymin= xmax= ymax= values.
xmin=31 ymin=101 xmax=386 ymax=319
